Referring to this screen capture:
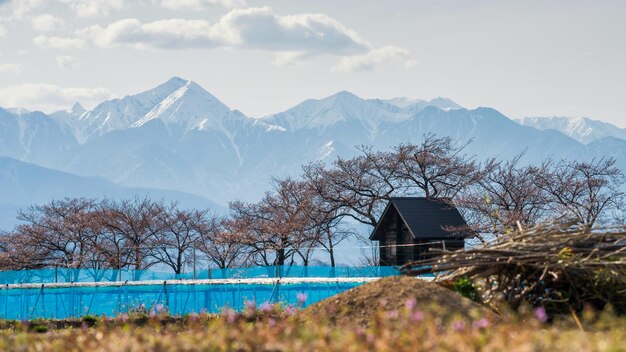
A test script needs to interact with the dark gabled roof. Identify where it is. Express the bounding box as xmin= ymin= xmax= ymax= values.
xmin=369 ymin=197 xmax=470 ymax=240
